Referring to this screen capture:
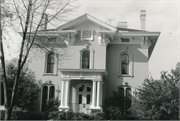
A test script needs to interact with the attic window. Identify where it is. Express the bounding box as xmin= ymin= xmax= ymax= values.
xmin=121 ymin=38 xmax=130 ymax=42
xmin=81 ymin=30 xmax=93 ymax=41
